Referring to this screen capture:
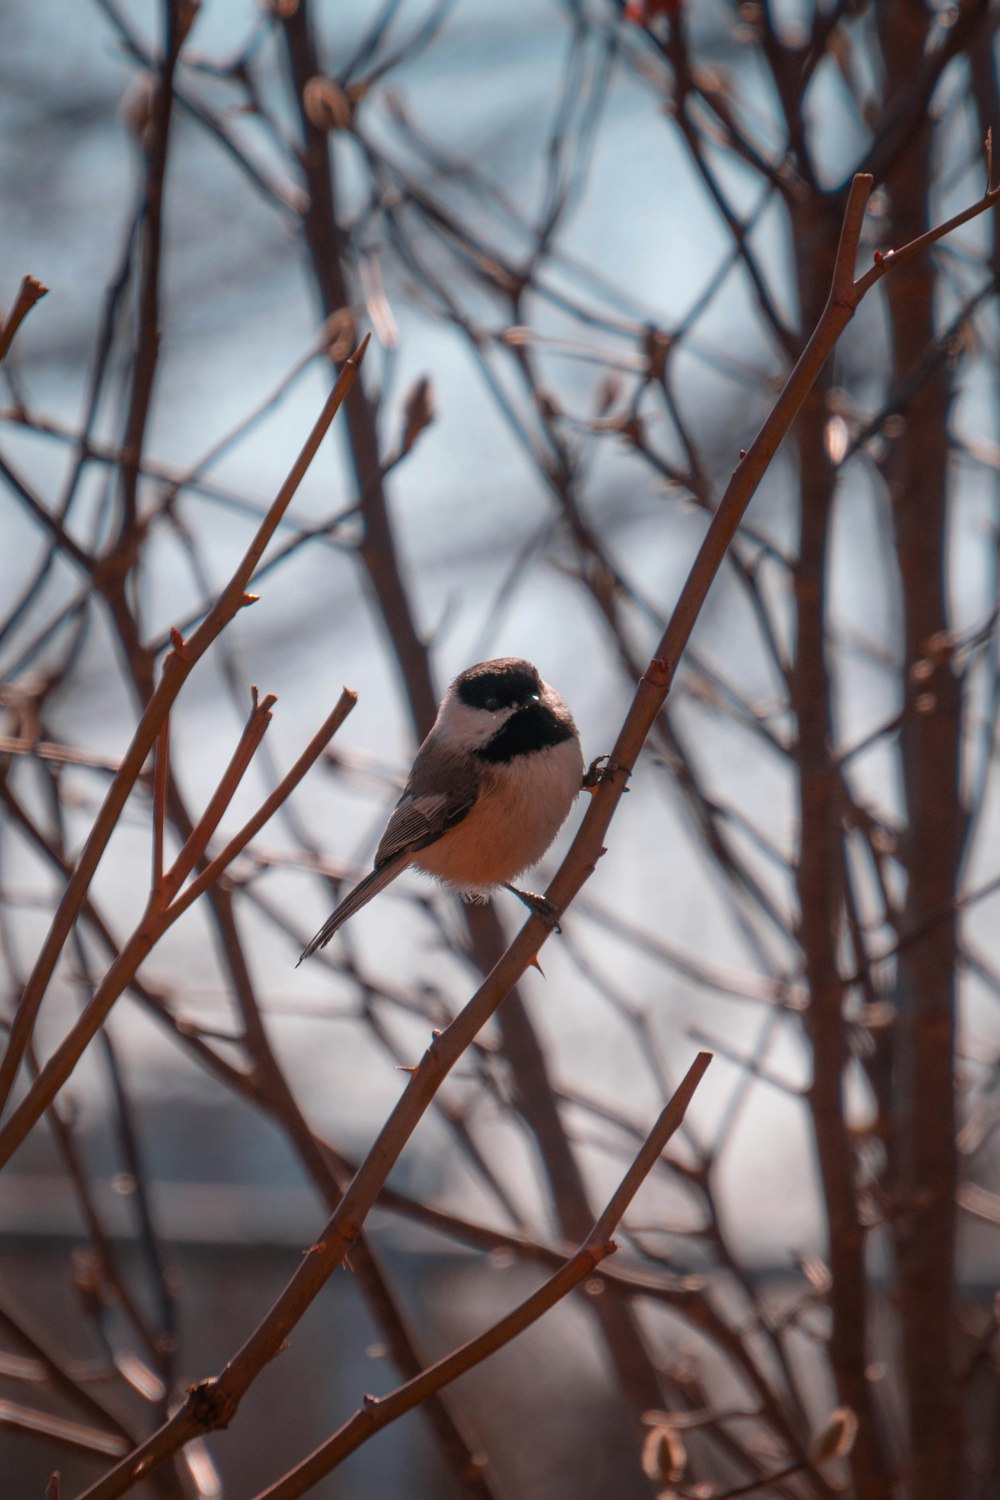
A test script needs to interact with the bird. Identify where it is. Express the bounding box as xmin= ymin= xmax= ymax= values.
xmin=298 ymin=657 xmax=584 ymax=962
